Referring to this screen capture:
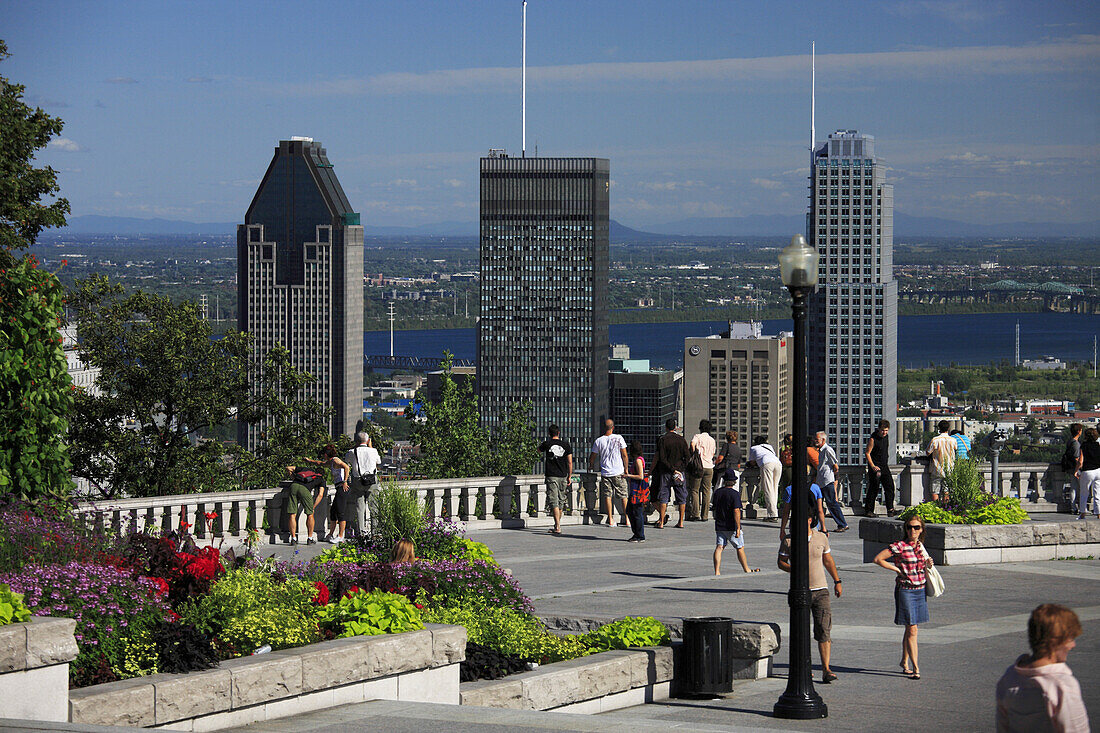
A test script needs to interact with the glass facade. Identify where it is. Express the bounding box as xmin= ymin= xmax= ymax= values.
xmin=478 ymin=155 xmax=610 ymax=457
xmin=807 ymin=130 xmax=898 ymax=467
xmin=237 ymin=139 xmax=363 ymax=450
xmin=609 ymin=369 xmax=680 ymax=458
